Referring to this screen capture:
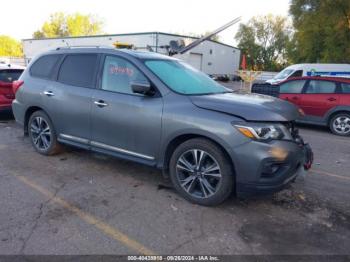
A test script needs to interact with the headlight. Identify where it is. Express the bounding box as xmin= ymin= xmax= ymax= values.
xmin=234 ymin=123 xmax=292 ymax=141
